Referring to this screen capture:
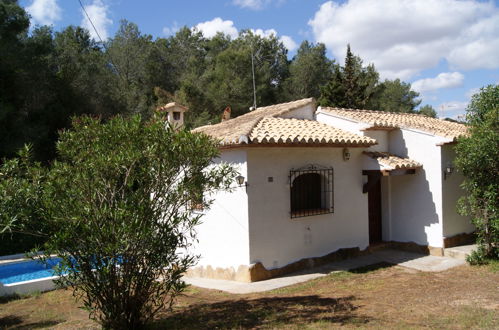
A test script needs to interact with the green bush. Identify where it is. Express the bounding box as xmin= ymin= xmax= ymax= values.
xmin=0 ymin=114 xmax=236 ymax=328
xmin=455 ymin=85 xmax=499 ymax=263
